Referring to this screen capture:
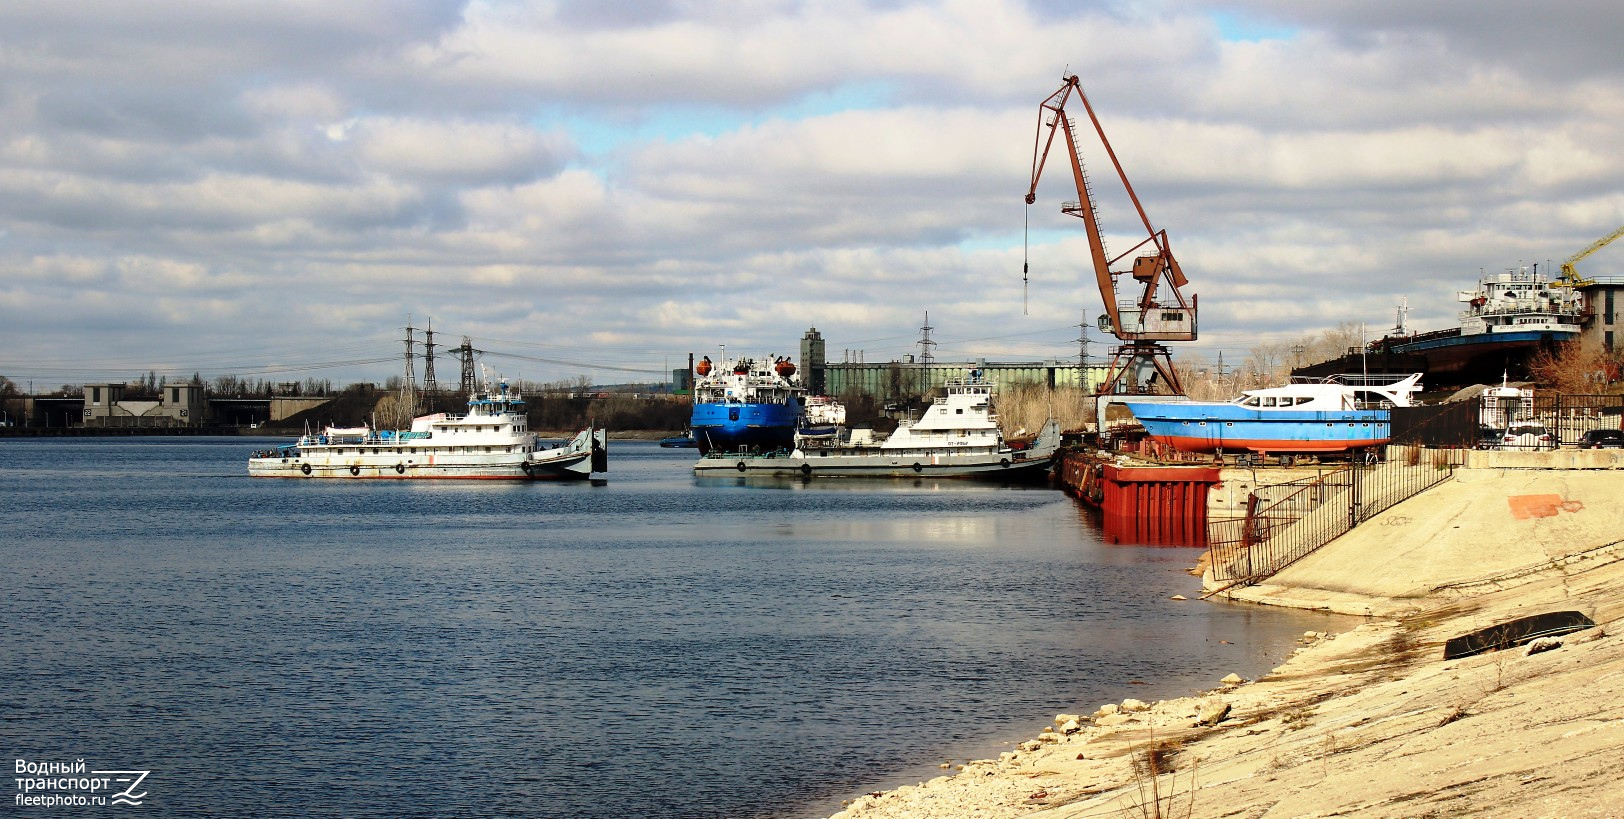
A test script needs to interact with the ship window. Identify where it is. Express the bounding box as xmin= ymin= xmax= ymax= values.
xmin=1261 ymin=397 xmax=1277 ymax=407
xmin=956 ymin=408 xmax=964 ymax=414
xmin=1242 ymin=397 xmax=1261 ymax=407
